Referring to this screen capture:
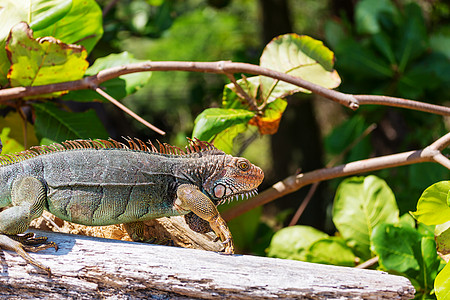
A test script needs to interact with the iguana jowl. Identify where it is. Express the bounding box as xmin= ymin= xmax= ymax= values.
xmin=0 ymin=138 xmax=264 ymax=275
